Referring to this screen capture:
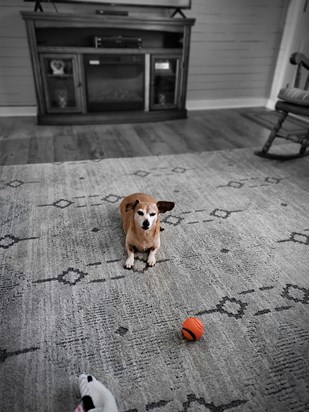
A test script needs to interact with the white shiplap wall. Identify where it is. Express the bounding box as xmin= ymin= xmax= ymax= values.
xmin=0 ymin=0 xmax=288 ymax=113
xmin=0 ymin=0 xmax=36 ymax=110
xmin=185 ymin=0 xmax=289 ymax=108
